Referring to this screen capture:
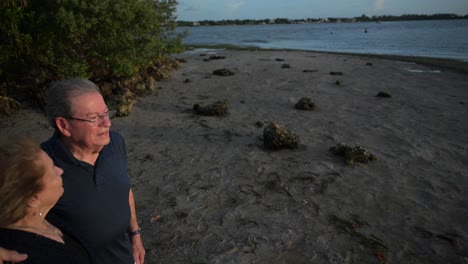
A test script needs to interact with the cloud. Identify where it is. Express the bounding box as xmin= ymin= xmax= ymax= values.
xmin=184 ymin=4 xmax=200 ymax=12
xmin=374 ymin=0 xmax=384 ymax=12
xmin=226 ymin=0 xmax=244 ymax=13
